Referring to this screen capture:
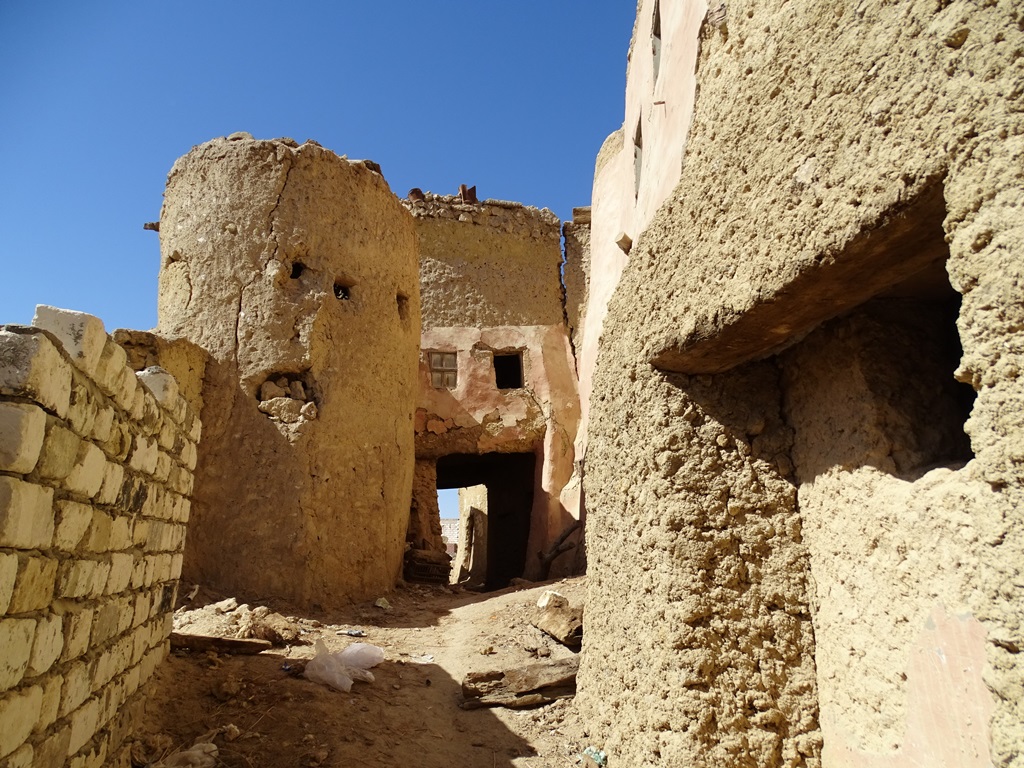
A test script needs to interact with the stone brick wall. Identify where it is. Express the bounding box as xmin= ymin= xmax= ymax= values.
xmin=0 ymin=306 xmax=199 ymax=768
